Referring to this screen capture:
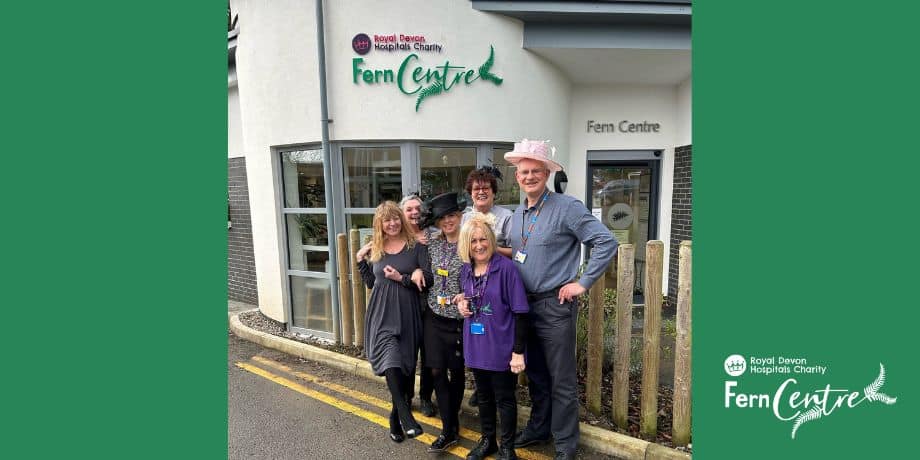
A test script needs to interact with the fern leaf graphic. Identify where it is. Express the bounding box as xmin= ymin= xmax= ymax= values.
xmin=478 ymin=45 xmax=503 ymax=85
xmin=415 ymin=80 xmax=443 ymax=112
xmin=864 ymin=363 xmax=886 ymax=395
xmin=870 ymin=392 xmax=898 ymax=405
xmin=791 ymin=405 xmax=824 ymax=439
xmin=864 ymin=363 xmax=897 ymax=405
